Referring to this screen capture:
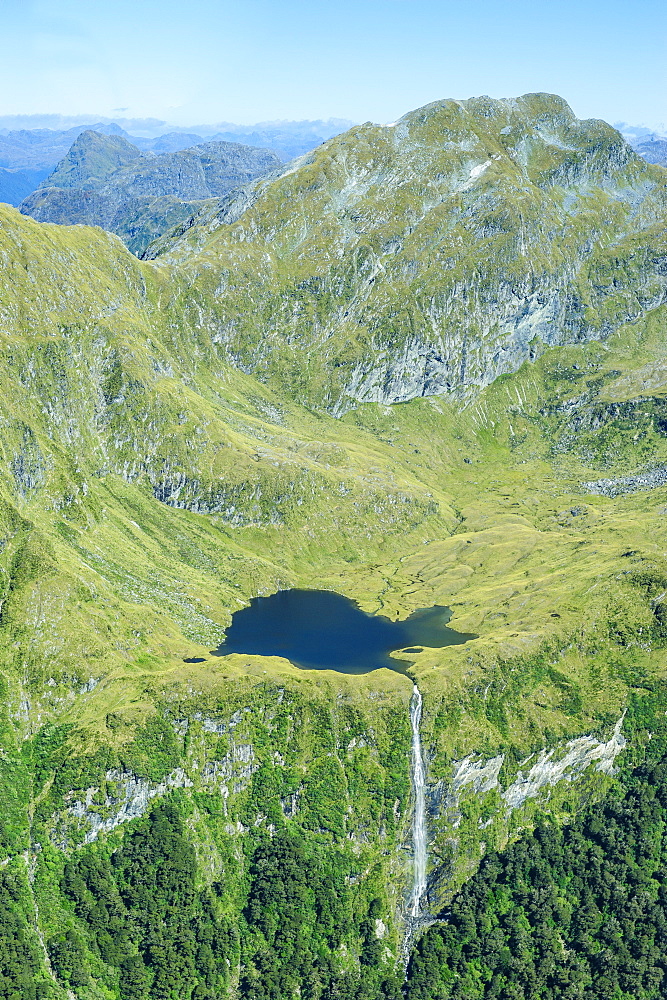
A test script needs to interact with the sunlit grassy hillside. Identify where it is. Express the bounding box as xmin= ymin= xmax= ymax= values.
xmin=1 ymin=94 xmax=667 ymax=998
